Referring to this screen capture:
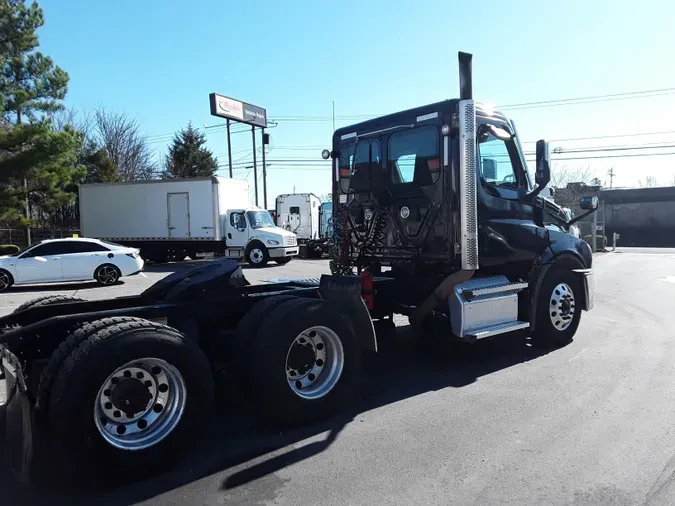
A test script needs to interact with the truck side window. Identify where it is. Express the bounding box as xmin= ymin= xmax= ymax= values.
xmin=339 ymin=139 xmax=382 ymax=193
xmin=478 ymin=134 xmax=519 ymax=190
xmin=388 ymin=126 xmax=440 ymax=186
xmin=230 ymin=212 xmax=246 ymax=229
